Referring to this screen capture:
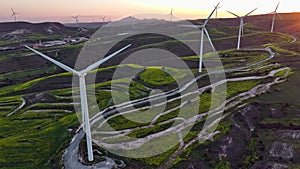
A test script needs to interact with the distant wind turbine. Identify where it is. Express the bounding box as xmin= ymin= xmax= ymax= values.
xmin=11 ymin=8 xmax=20 ymax=22
xmin=227 ymin=8 xmax=257 ymax=50
xmin=179 ymin=2 xmax=220 ymax=72
xmin=214 ymin=4 xmax=221 ymax=18
xmin=168 ymin=8 xmax=174 ymax=21
xmin=100 ymin=16 xmax=106 ymax=22
xmin=270 ymin=2 xmax=281 ymax=33
xmin=72 ymin=15 xmax=79 ymax=26
xmin=24 ymin=44 xmax=131 ymax=162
